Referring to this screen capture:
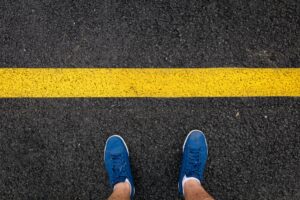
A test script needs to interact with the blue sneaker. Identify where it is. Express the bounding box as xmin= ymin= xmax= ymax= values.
xmin=104 ymin=135 xmax=135 ymax=199
xmin=178 ymin=130 xmax=208 ymax=196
